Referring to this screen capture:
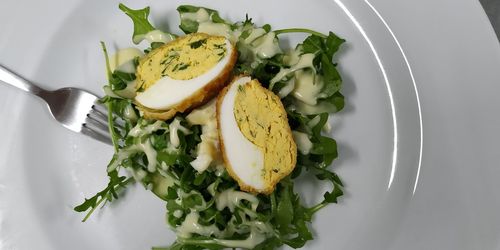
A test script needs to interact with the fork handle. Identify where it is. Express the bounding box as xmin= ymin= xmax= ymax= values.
xmin=0 ymin=64 xmax=47 ymax=96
